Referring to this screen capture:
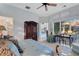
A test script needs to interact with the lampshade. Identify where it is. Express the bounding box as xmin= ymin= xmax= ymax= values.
xmin=68 ymin=30 xmax=72 ymax=35
xmin=63 ymin=22 xmax=70 ymax=25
